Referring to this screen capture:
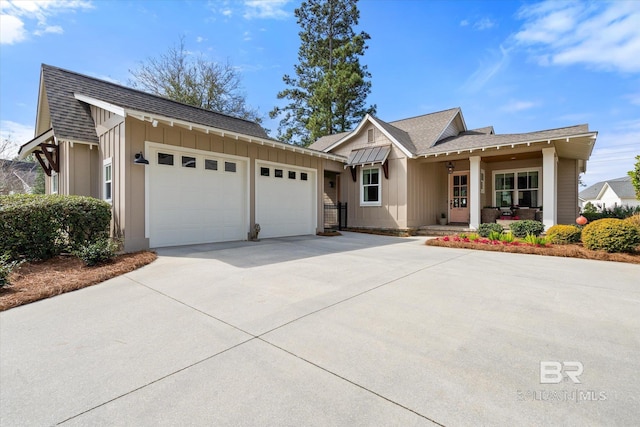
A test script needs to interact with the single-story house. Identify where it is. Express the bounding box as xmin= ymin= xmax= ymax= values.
xmin=579 ymin=176 xmax=639 ymax=209
xmin=19 ymin=64 xmax=346 ymax=251
xmin=19 ymin=64 xmax=598 ymax=250
xmin=310 ymin=108 xmax=597 ymax=231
